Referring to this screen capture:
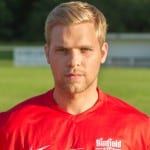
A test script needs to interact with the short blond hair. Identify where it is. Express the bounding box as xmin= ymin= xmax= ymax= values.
xmin=45 ymin=1 xmax=107 ymax=46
